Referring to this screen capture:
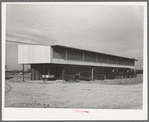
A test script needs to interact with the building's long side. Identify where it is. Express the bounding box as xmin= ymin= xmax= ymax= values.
xmin=27 ymin=45 xmax=137 ymax=81
xmin=30 ymin=63 xmax=137 ymax=81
